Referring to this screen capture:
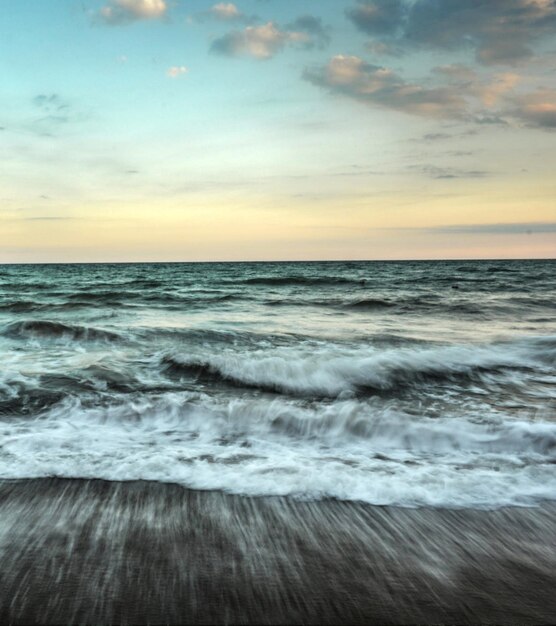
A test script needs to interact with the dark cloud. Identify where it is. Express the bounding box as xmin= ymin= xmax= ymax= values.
xmin=33 ymin=94 xmax=68 ymax=113
xmin=285 ymin=15 xmax=331 ymax=49
xmin=511 ymin=89 xmax=556 ymax=128
xmin=365 ymin=41 xmax=404 ymax=57
xmin=347 ymin=0 xmax=556 ymax=65
xmin=346 ymin=0 xmax=406 ymax=36
xmin=409 ymin=164 xmax=489 ymax=179
xmin=428 ymin=222 xmax=556 ymax=234
xmin=29 ymin=94 xmax=79 ymax=132
xmin=473 ymin=114 xmax=509 ymax=125
xmin=26 ymin=94 xmax=89 ymax=137
xmin=432 ymin=64 xmax=477 ymax=85
xmin=415 ymin=129 xmax=479 ymax=142
xmin=210 ymin=28 xmax=269 ymax=58
xmin=421 ymin=132 xmax=453 ymax=142
xmin=30 ymin=94 xmax=73 ymax=130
